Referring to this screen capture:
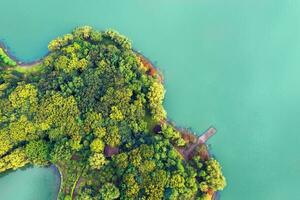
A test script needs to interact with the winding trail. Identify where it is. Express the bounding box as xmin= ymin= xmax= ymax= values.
xmin=72 ymin=176 xmax=83 ymax=200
